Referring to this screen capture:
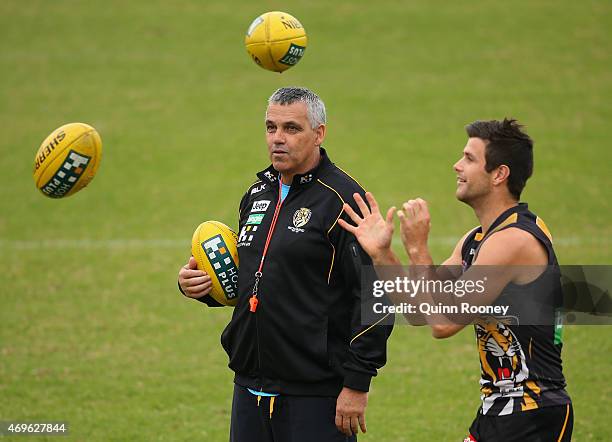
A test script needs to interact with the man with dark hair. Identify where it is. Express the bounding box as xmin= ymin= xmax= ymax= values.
xmin=465 ymin=119 xmax=533 ymax=200
xmin=339 ymin=119 xmax=572 ymax=441
xmin=178 ymin=87 xmax=392 ymax=441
